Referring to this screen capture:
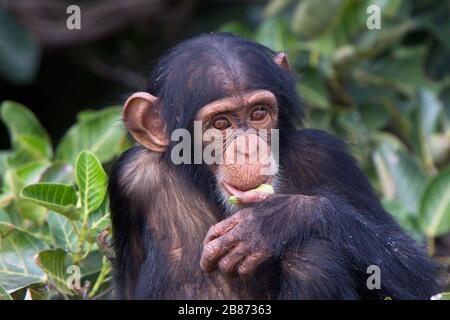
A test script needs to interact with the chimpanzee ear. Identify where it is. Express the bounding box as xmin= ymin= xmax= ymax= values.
xmin=123 ymin=92 xmax=169 ymax=152
xmin=273 ymin=52 xmax=290 ymax=70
